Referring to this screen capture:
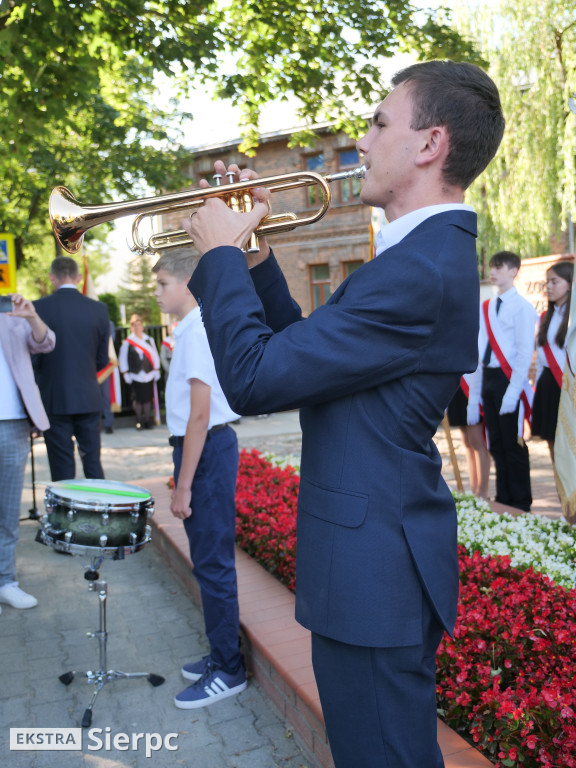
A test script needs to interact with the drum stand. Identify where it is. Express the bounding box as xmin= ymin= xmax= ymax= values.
xmin=59 ymin=557 xmax=165 ymax=727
